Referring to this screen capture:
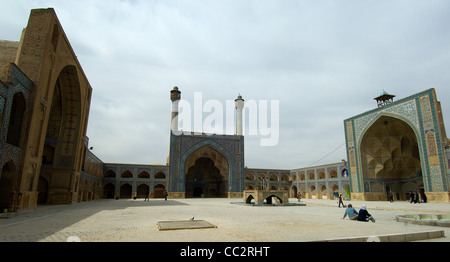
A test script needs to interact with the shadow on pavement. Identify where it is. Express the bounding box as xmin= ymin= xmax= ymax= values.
xmin=0 ymin=198 xmax=189 ymax=242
